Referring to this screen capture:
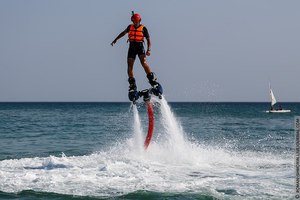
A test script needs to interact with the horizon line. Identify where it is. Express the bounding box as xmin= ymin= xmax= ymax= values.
xmin=0 ymin=101 xmax=299 ymax=103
